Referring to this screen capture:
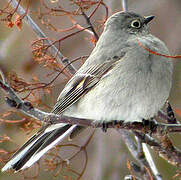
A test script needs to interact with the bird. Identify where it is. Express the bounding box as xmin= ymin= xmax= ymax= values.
xmin=2 ymin=11 xmax=173 ymax=172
